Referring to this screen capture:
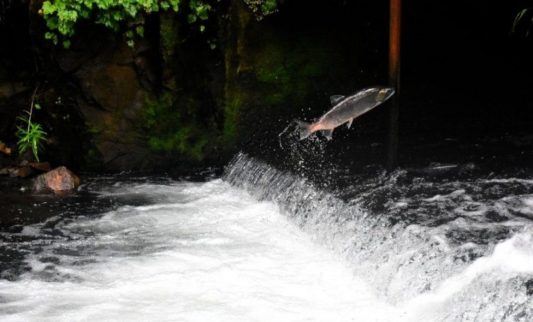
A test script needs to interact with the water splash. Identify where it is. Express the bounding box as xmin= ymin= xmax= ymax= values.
xmin=0 ymin=179 xmax=397 ymax=322
xmin=224 ymin=153 xmax=533 ymax=321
